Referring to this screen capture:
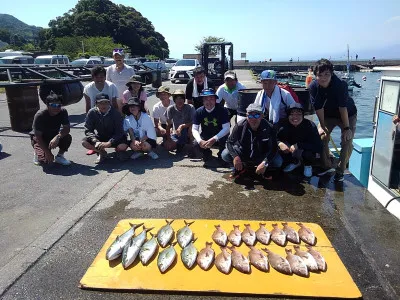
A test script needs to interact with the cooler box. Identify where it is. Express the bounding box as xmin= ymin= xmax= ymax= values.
xmin=349 ymin=138 xmax=373 ymax=187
